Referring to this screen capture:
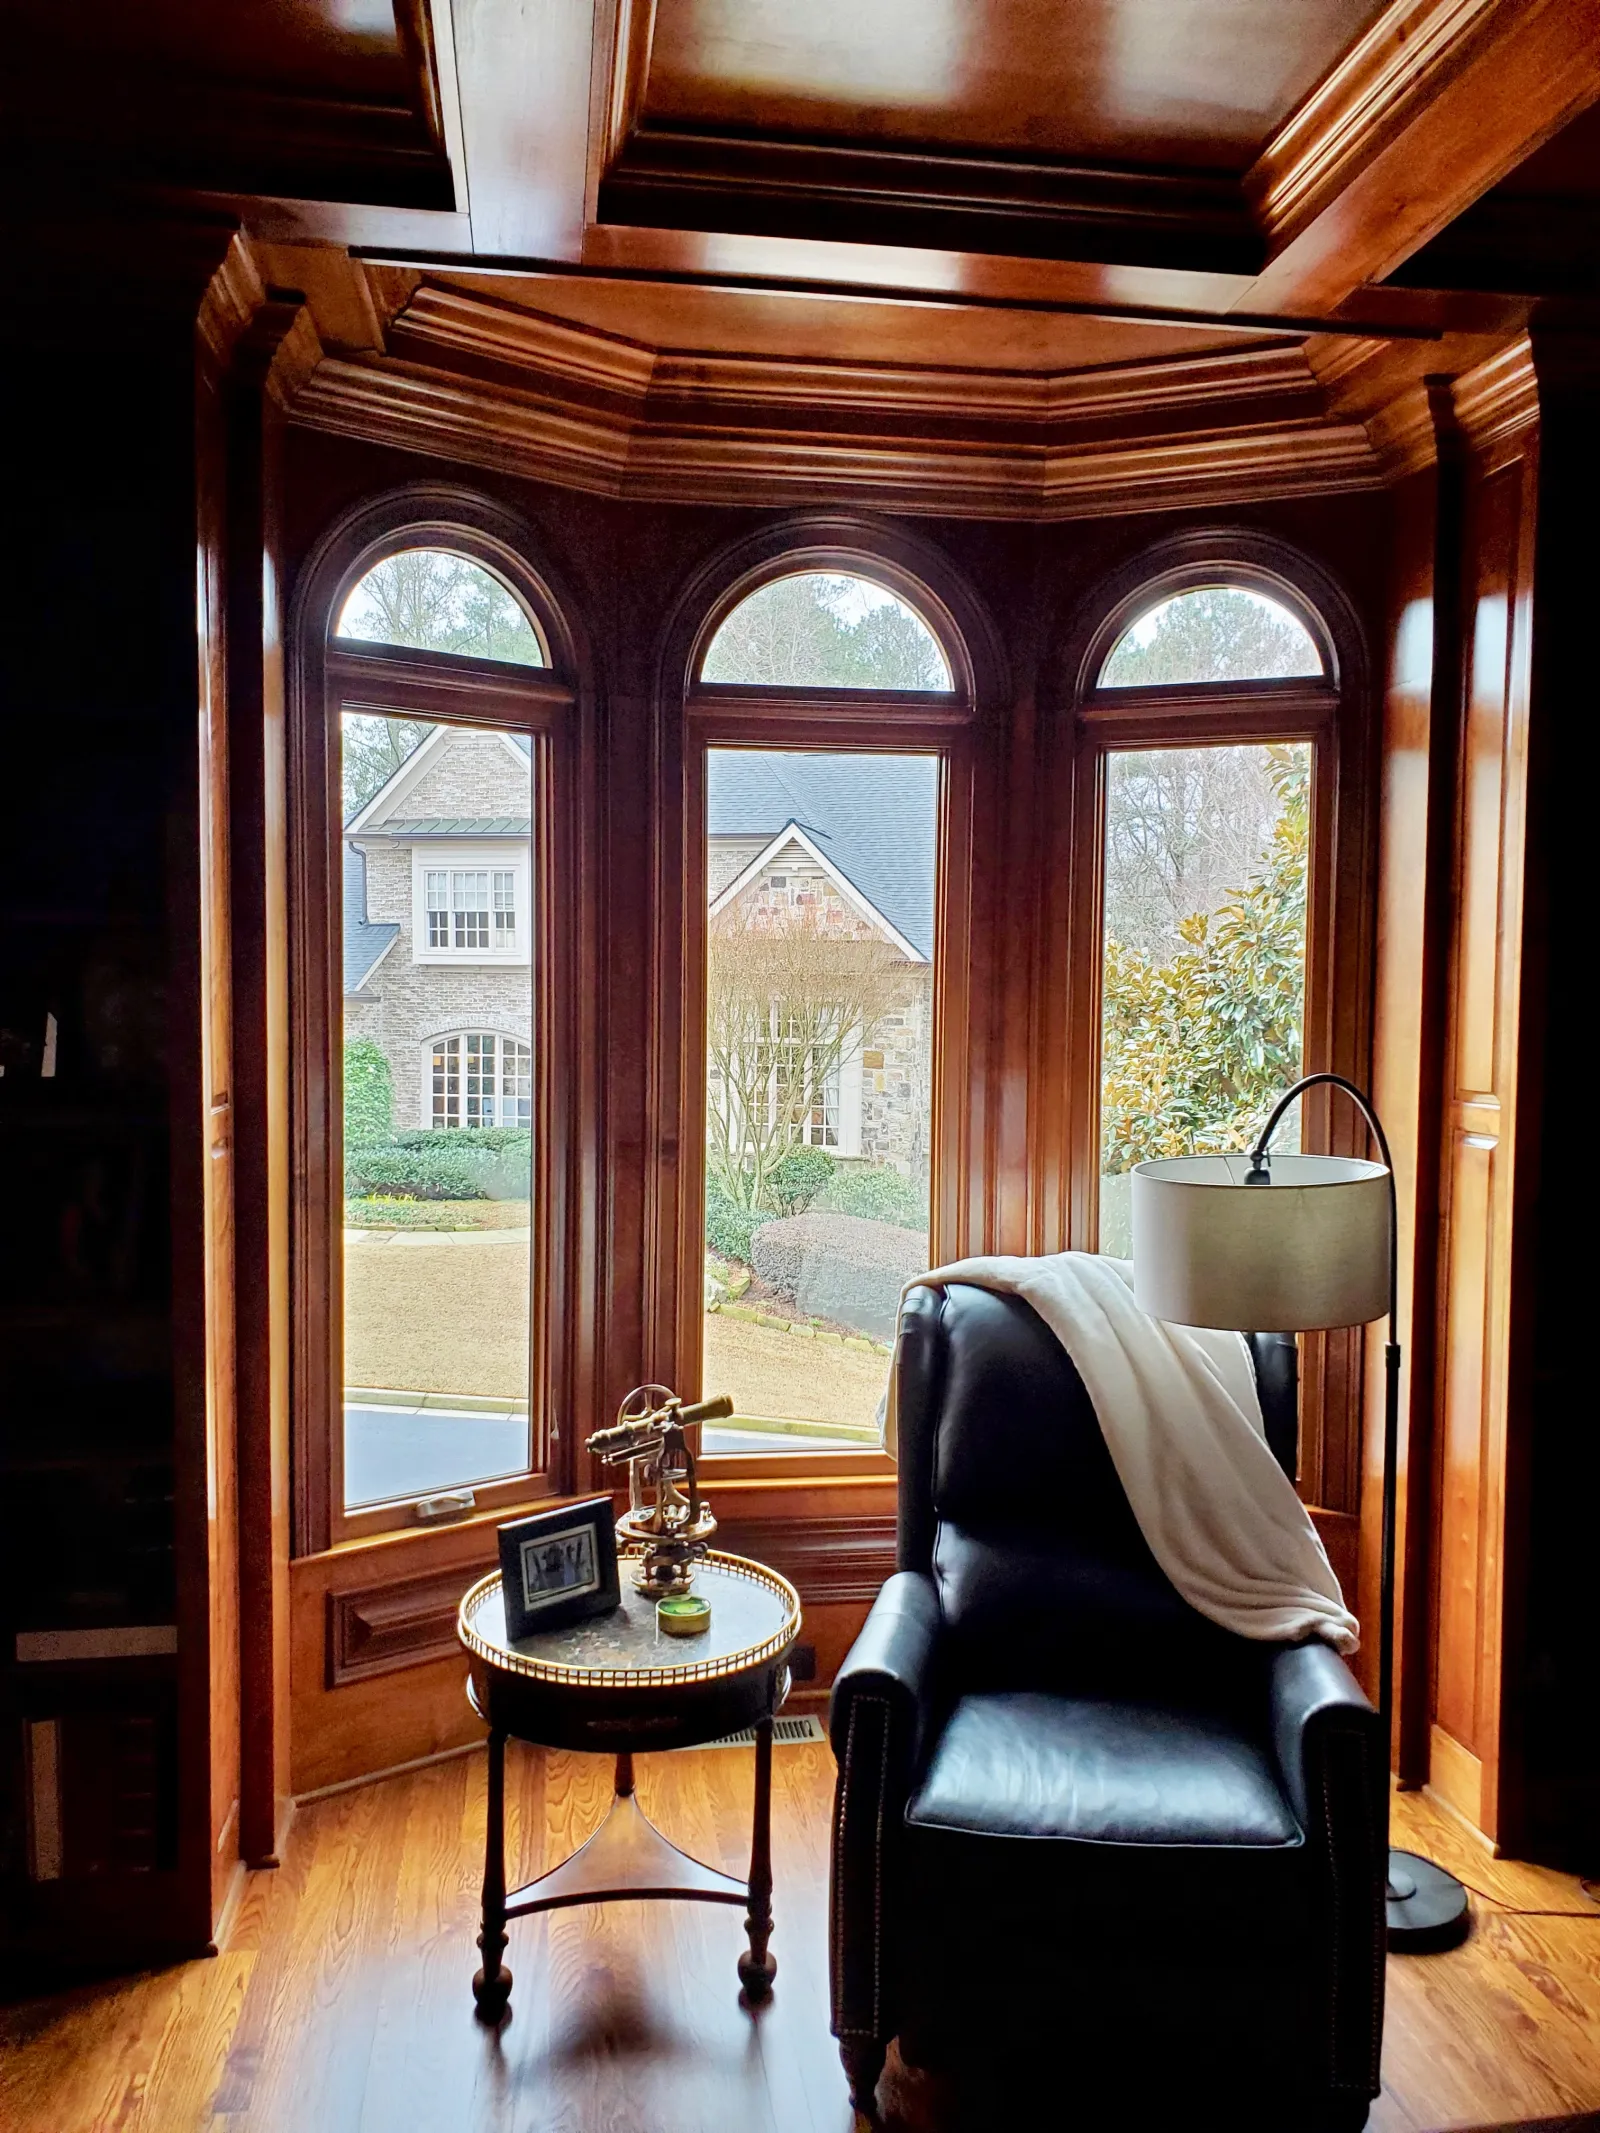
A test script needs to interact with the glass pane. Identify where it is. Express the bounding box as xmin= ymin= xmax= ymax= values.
xmin=702 ymin=748 xmax=938 ymax=1453
xmin=701 ymin=572 xmax=952 ymax=690
xmin=335 ymin=548 xmax=545 ymax=667
xmin=1098 ymin=742 xmax=1311 ymax=1258
xmin=341 ymin=712 xmax=534 ymax=1508
xmin=1099 ymin=586 xmax=1322 ymax=688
